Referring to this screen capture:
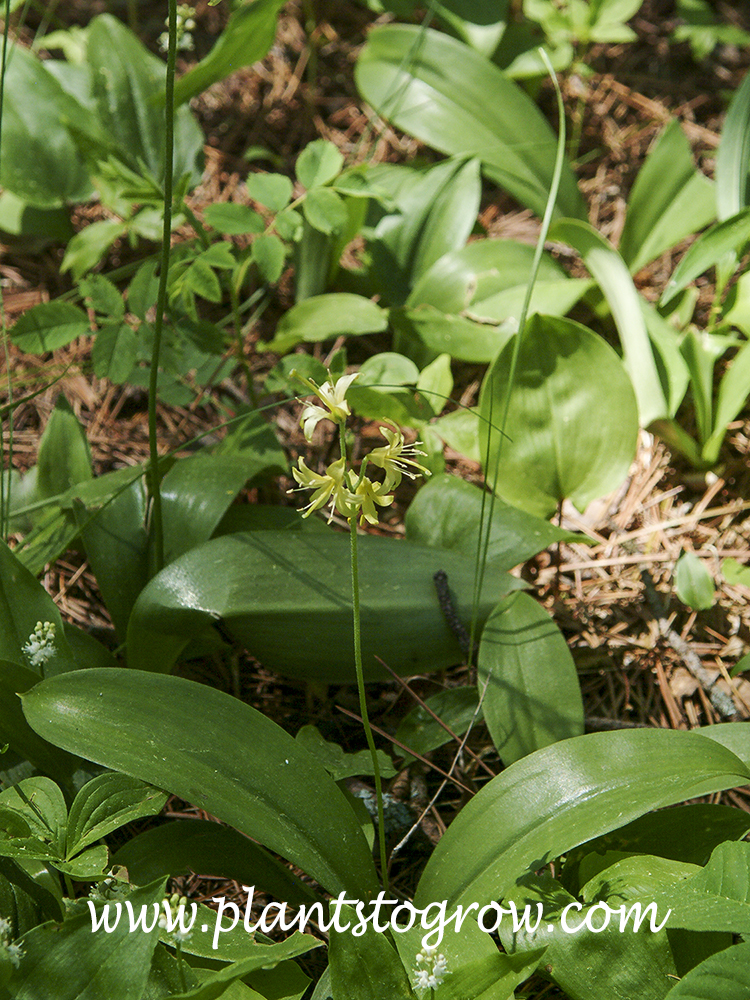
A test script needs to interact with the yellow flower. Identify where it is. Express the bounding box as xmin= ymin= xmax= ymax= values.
xmin=290 ymin=457 xmax=360 ymax=522
xmin=368 ymin=420 xmax=431 ymax=490
xmin=293 ymin=370 xmax=359 ymax=441
xmin=350 ymin=474 xmax=394 ymax=526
